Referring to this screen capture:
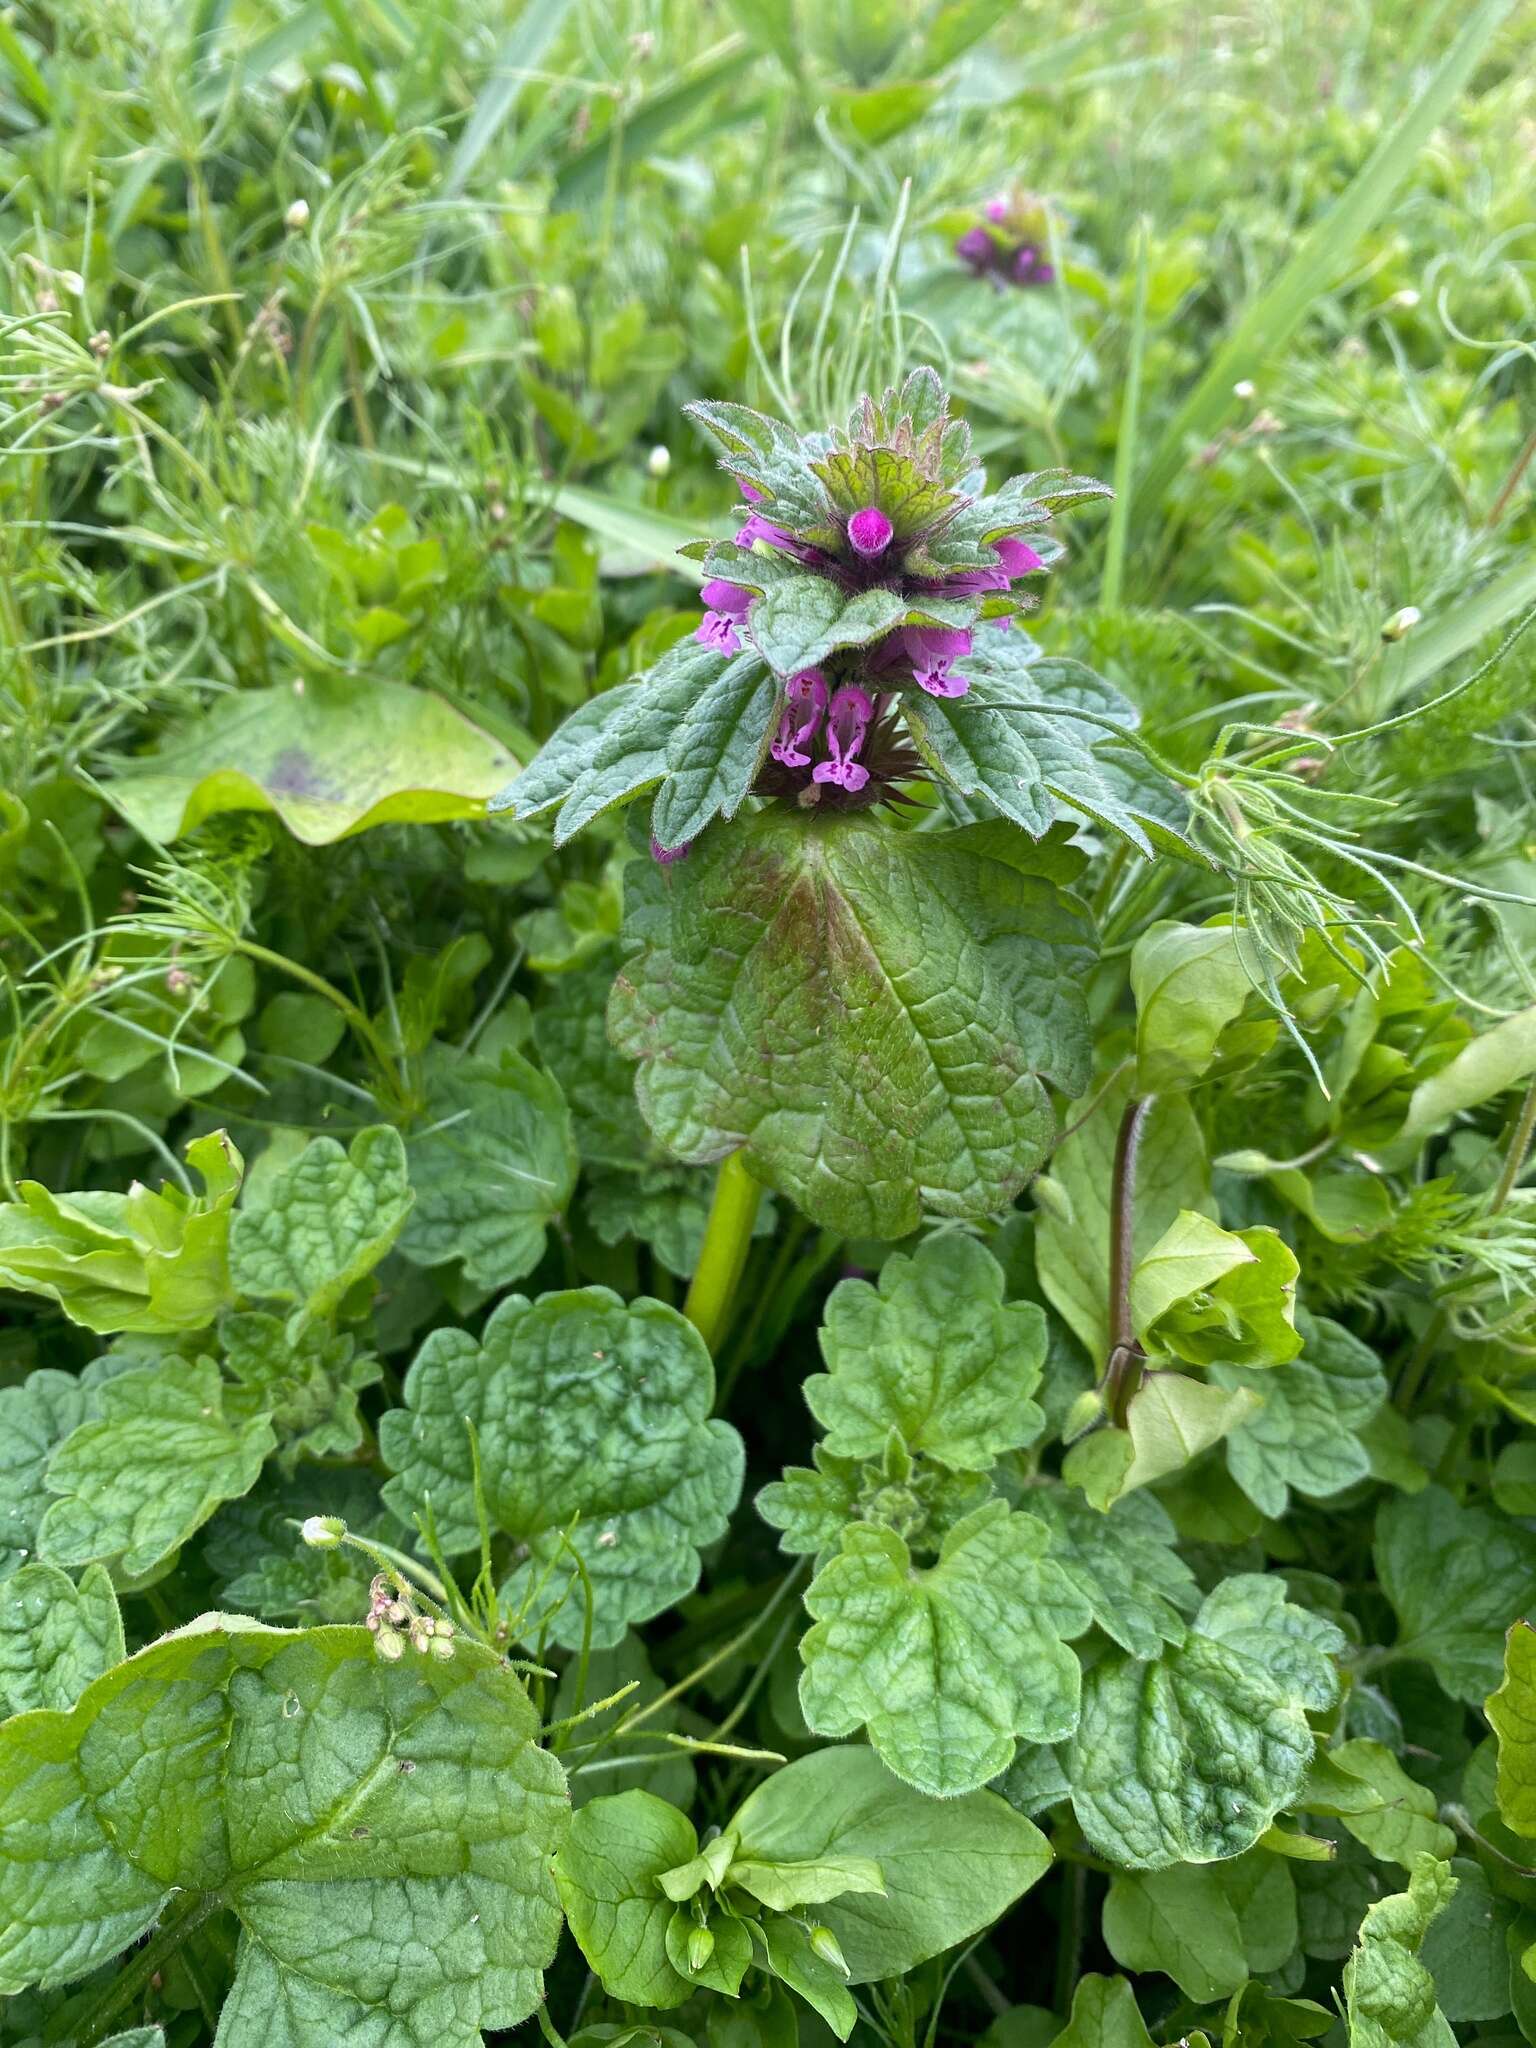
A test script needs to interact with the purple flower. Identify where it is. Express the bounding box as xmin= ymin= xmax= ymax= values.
xmin=847 ymin=505 xmax=893 ymax=558
xmin=904 ymin=625 xmax=972 ymax=699
xmin=735 ymin=510 xmax=823 ymax=564
xmin=985 ymin=196 xmax=1010 ymax=223
xmin=739 ymin=480 xmax=765 ymax=503
xmin=651 ymin=834 xmax=692 ymax=865
xmin=770 ymin=669 xmax=828 ymax=768
xmin=994 ymin=536 xmax=1044 ymax=578
xmin=955 ymin=225 xmax=995 ymax=272
xmin=812 ymin=685 xmax=874 ymax=792
xmin=1013 ymin=243 xmax=1041 ymax=284
xmin=695 ymin=577 xmax=753 ymax=653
